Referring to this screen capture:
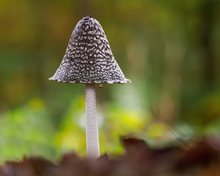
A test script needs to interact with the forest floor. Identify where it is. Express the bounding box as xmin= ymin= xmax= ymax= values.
xmin=0 ymin=136 xmax=220 ymax=176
